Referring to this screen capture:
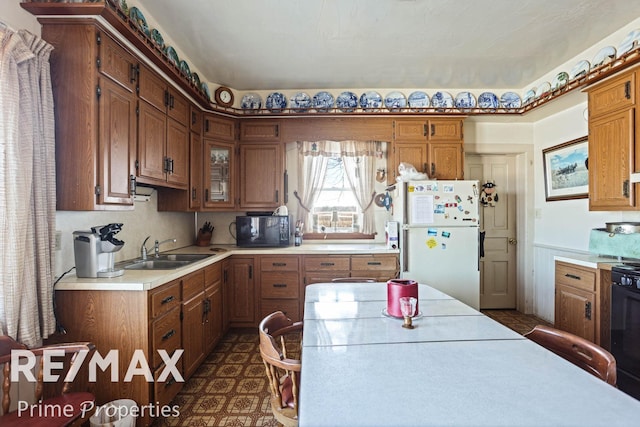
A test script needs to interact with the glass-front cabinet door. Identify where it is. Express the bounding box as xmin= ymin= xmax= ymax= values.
xmin=203 ymin=139 xmax=235 ymax=209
